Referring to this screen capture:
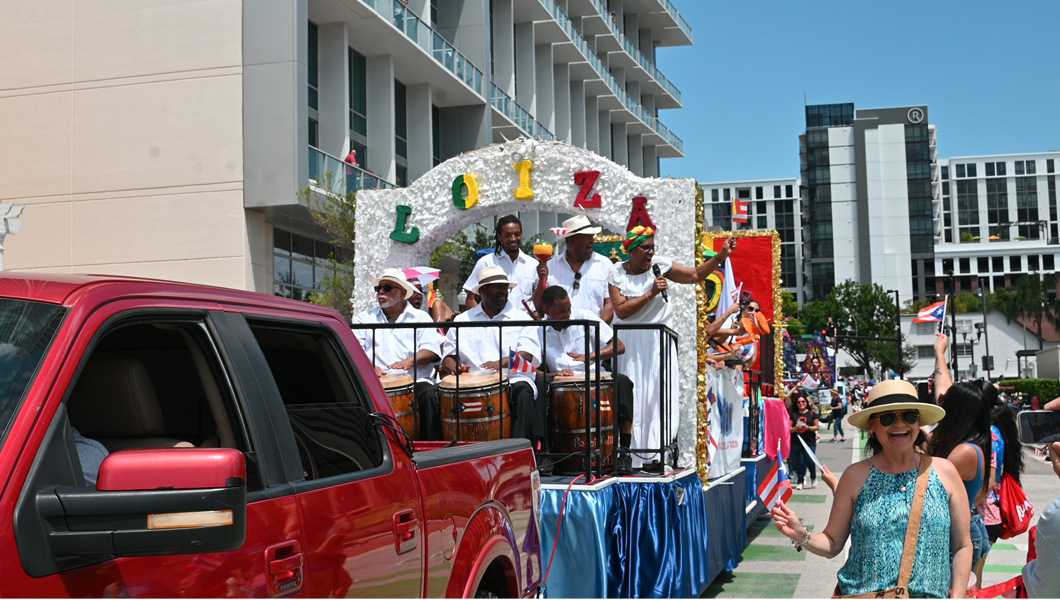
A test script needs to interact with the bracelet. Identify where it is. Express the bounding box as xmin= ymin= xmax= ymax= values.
xmin=791 ymin=530 xmax=811 ymax=552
